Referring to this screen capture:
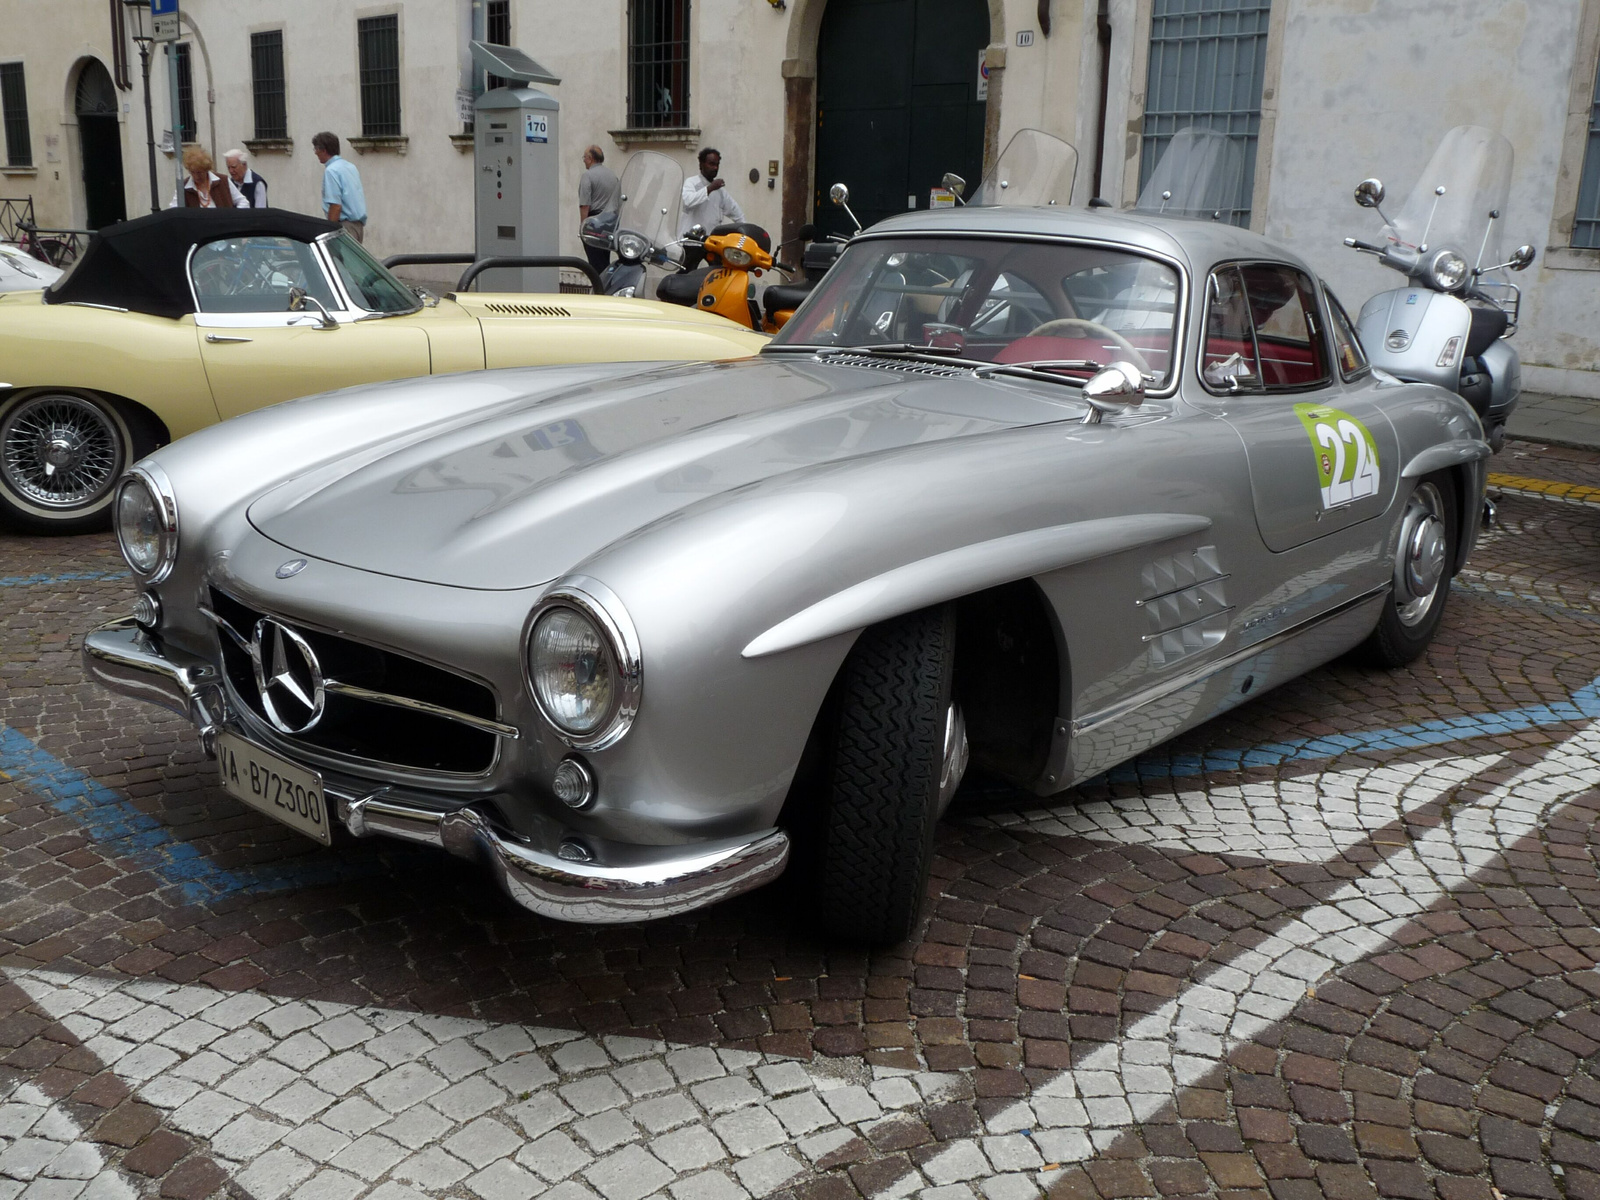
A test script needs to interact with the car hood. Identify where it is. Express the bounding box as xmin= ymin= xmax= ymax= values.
xmin=247 ymin=355 xmax=1086 ymax=589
